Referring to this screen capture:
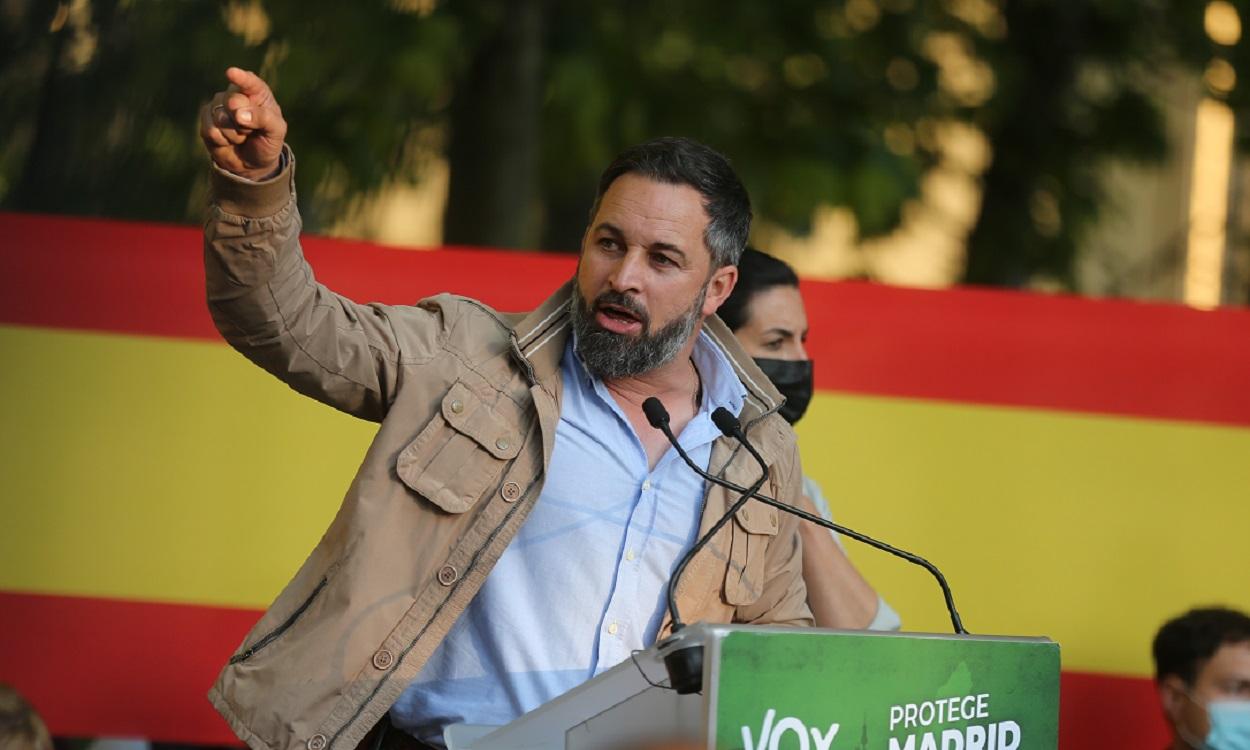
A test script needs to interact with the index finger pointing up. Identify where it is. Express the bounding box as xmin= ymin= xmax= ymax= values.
xmin=225 ymin=67 xmax=271 ymax=99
